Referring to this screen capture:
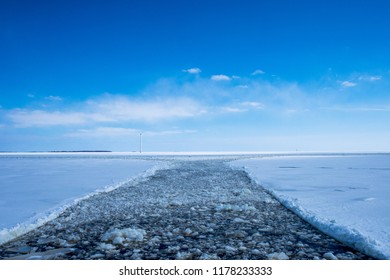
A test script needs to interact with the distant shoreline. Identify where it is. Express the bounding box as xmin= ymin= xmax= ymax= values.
xmin=0 ymin=150 xmax=112 ymax=153
xmin=49 ymin=150 xmax=112 ymax=153
xmin=1 ymin=151 xmax=390 ymax=157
